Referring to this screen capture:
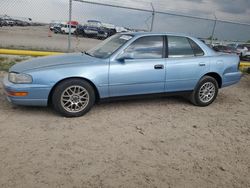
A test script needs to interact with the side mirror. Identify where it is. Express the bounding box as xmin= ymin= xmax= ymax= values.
xmin=117 ymin=52 xmax=134 ymax=62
